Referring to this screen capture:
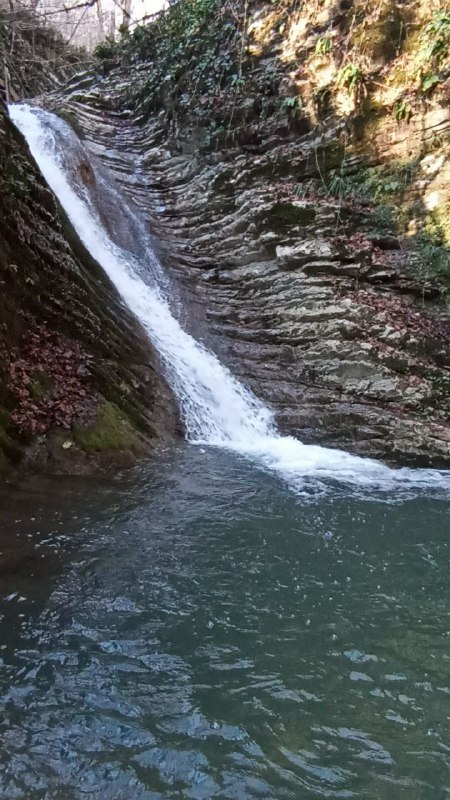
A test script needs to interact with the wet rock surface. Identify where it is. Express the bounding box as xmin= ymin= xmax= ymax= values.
xmin=0 ymin=101 xmax=178 ymax=476
xmin=0 ymin=16 xmax=182 ymax=476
